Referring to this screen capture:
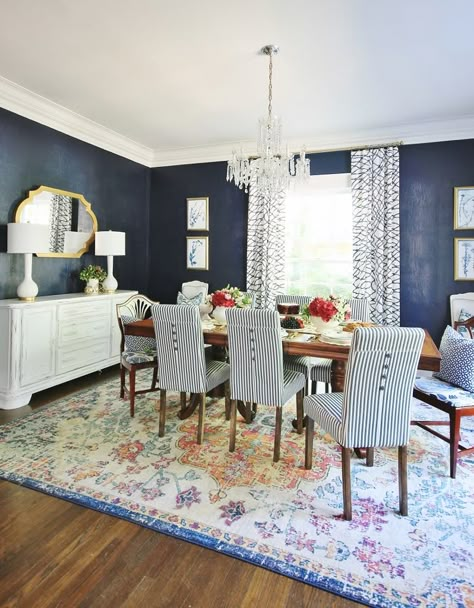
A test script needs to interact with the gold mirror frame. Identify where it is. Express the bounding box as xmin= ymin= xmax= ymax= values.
xmin=15 ymin=185 xmax=98 ymax=258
